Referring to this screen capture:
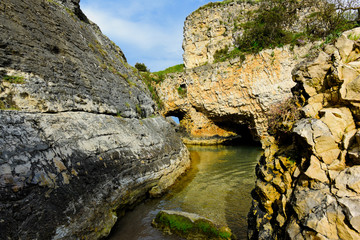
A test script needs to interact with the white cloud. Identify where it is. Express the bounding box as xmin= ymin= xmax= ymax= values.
xmin=81 ymin=2 xmax=184 ymax=71
xmin=84 ymin=8 xmax=180 ymax=50
xmin=80 ymin=0 xmax=214 ymax=70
